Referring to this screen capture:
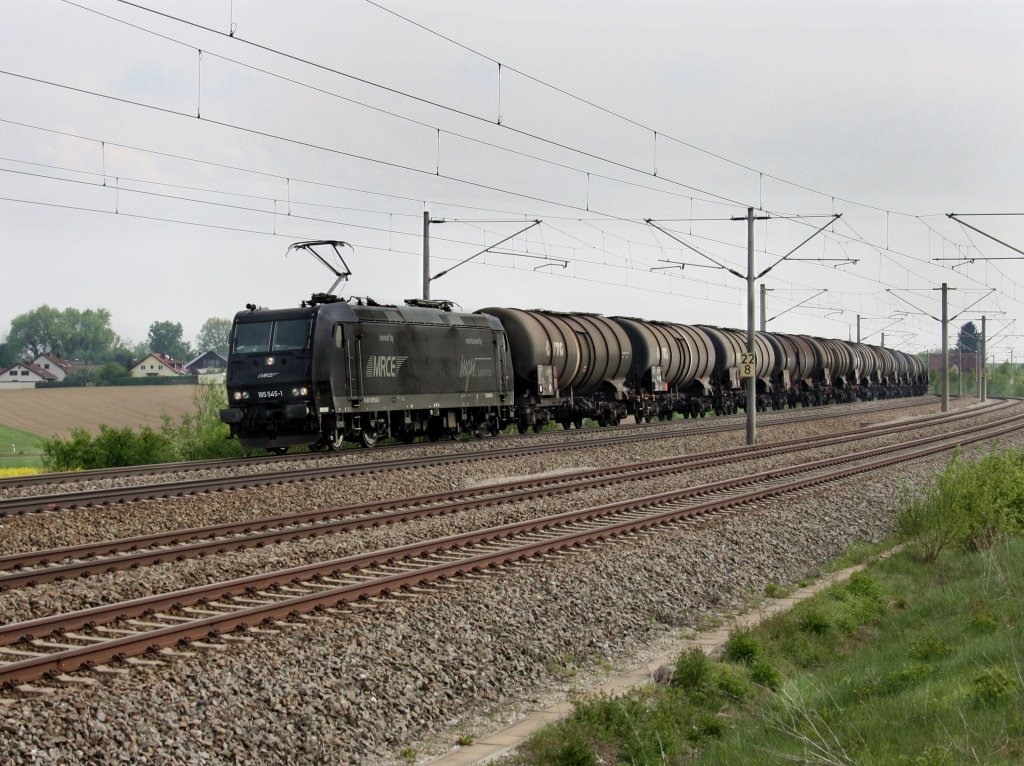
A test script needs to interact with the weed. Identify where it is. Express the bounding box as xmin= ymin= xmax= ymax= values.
xmin=884 ymin=662 xmax=933 ymax=694
xmin=750 ymin=660 xmax=782 ymax=690
xmin=723 ymin=630 xmax=762 ymax=665
xmin=694 ymin=712 xmax=725 ymax=739
xmin=715 ymin=665 xmax=752 ymax=701
xmin=763 ymin=582 xmax=786 ymax=598
xmin=972 ymin=667 xmax=1018 ymax=705
xmin=398 ymin=747 xmax=415 ymax=763
xmin=552 ymin=736 xmax=596 ymax=766
xmin=457 ymin=734 xmax=473 ymax=746
xmin=672 ymin=648 xmax=714 ymax=691
xmin=909 ymin=633 xmax=952 ymax=662
xmin=966 ymin=601 xmax=1000 ymax=633
xmin=797 ymin=607 xmax=831 ymax=636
